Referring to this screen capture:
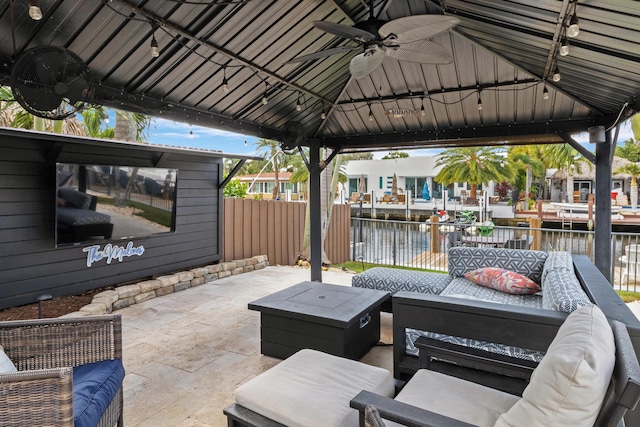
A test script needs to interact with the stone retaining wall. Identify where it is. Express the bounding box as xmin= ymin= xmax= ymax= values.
xmin=60 ymin=255 xmax=269 ymax=318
